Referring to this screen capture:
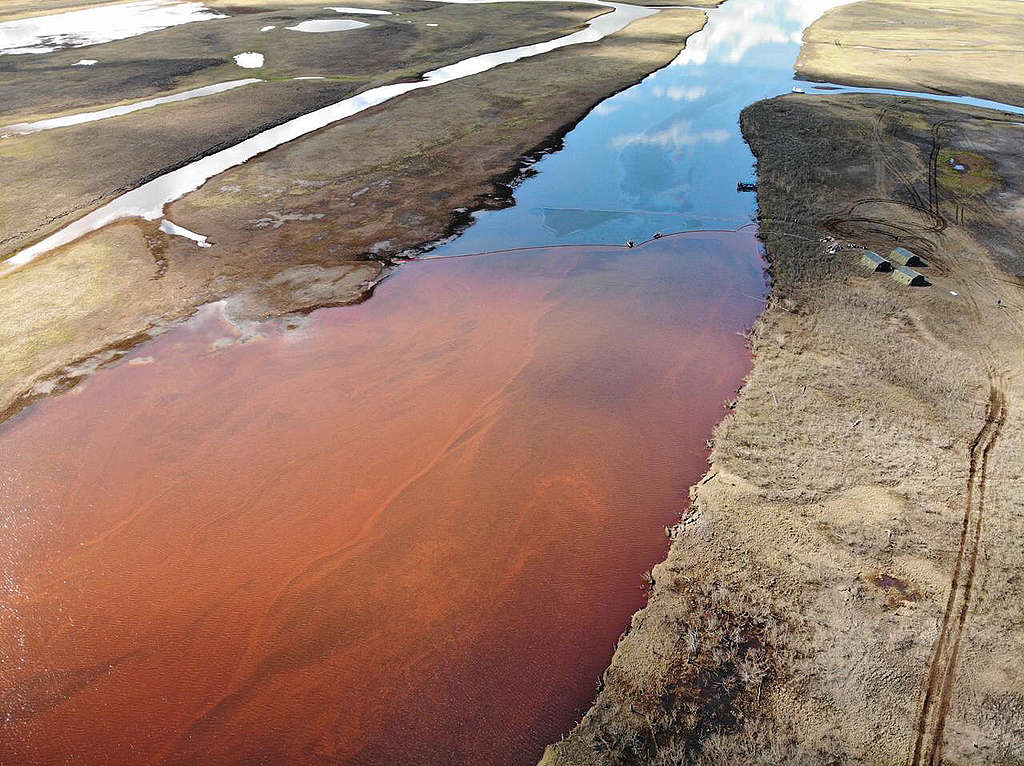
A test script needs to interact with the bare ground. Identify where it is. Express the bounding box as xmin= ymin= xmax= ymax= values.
xmin=539 ymin=88 xmax=1024 ymax=766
